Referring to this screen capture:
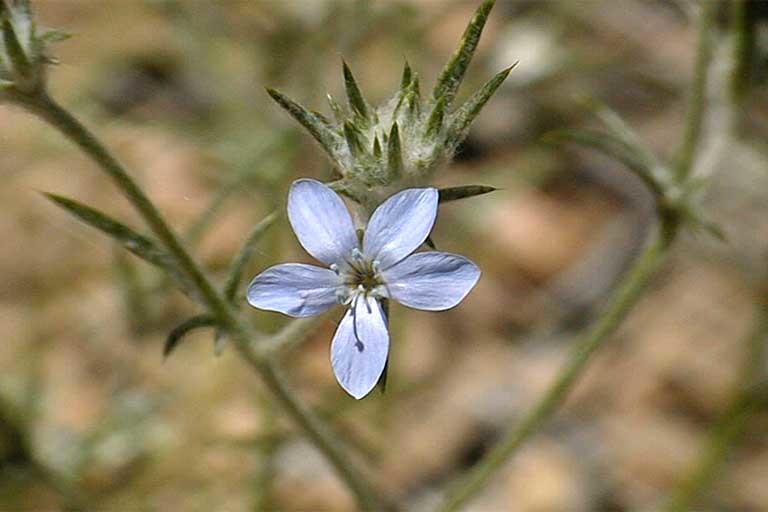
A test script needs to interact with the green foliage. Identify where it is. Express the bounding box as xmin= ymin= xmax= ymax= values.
xmin=0 ymin=0 xmax=64 ymax=96
xmin=266 ymin=0 xmax=511 ymax=209
xmin=438 ymin=185 xmax=497 ymax=203
xmin=431 ymin=0 xmax=496 ymax=107
xmin=43 ymin=192 xmax=195 ymax=295
xmin=547 ymin=101 xmax=724 ymax=241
